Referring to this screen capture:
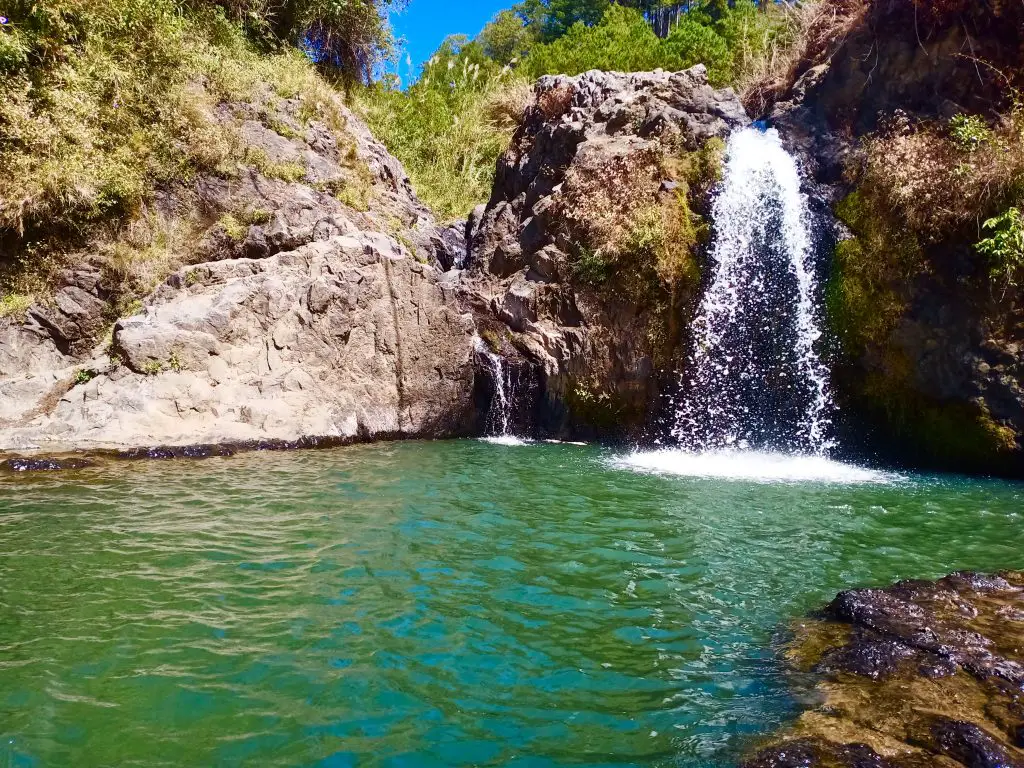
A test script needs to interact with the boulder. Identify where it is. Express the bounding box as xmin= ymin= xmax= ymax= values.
xmin=743 ymin=571 xmax=1024 ymax=768
xmin=1 ymin=233 xmax=476 ymax=450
